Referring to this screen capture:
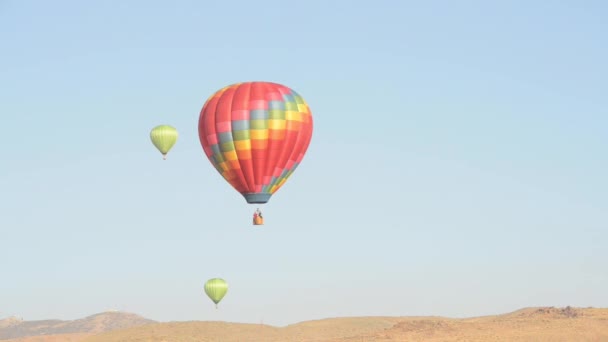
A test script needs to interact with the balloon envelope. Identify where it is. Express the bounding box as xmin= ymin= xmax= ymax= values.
xmin=198 ymin=82 xmax=313 ymax=204
xmin=150 ymin=125 xmax=178 ymax=159
xmin=204 ymin=278 xmax=228 ymax=306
